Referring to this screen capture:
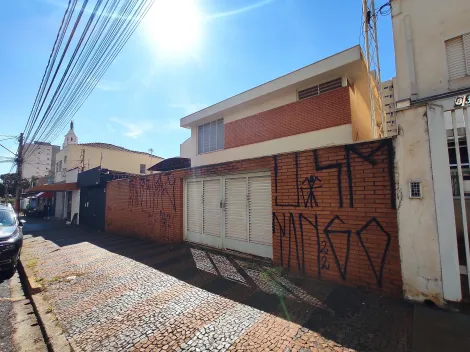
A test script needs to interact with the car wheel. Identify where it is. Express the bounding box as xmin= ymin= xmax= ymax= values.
xmin=0 ymin=267 xmax=16 ymax=279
